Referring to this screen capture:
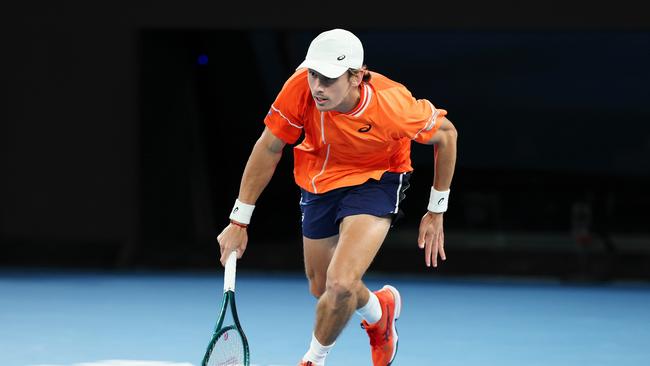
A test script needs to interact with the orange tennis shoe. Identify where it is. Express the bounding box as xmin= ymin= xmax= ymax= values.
xmin=361 ymin=285 xmax=402 ymax=366
xmin=297 ymin=361 xmax=314 ymax=366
